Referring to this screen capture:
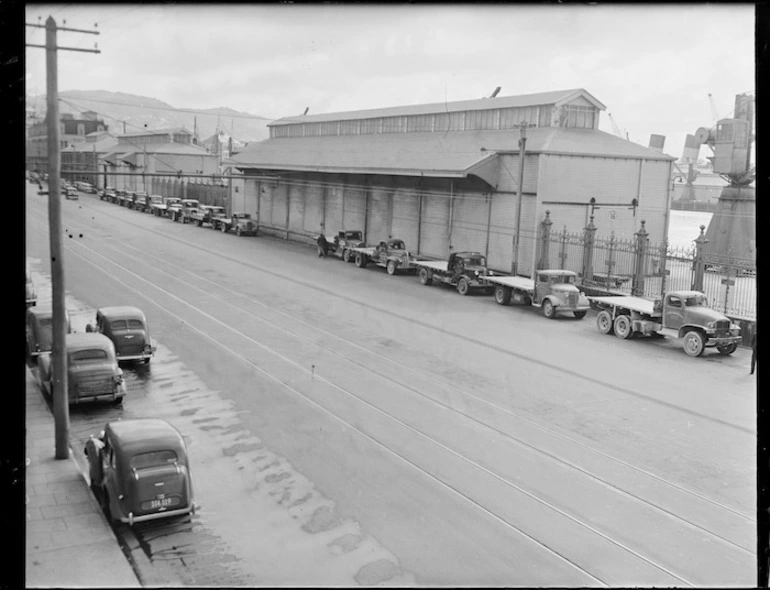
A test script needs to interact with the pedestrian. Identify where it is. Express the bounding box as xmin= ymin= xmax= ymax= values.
xmin=317 ymin=233 xmax=329 ymax=258
xmin=750 ymin=323 xmax=757 ymax=375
